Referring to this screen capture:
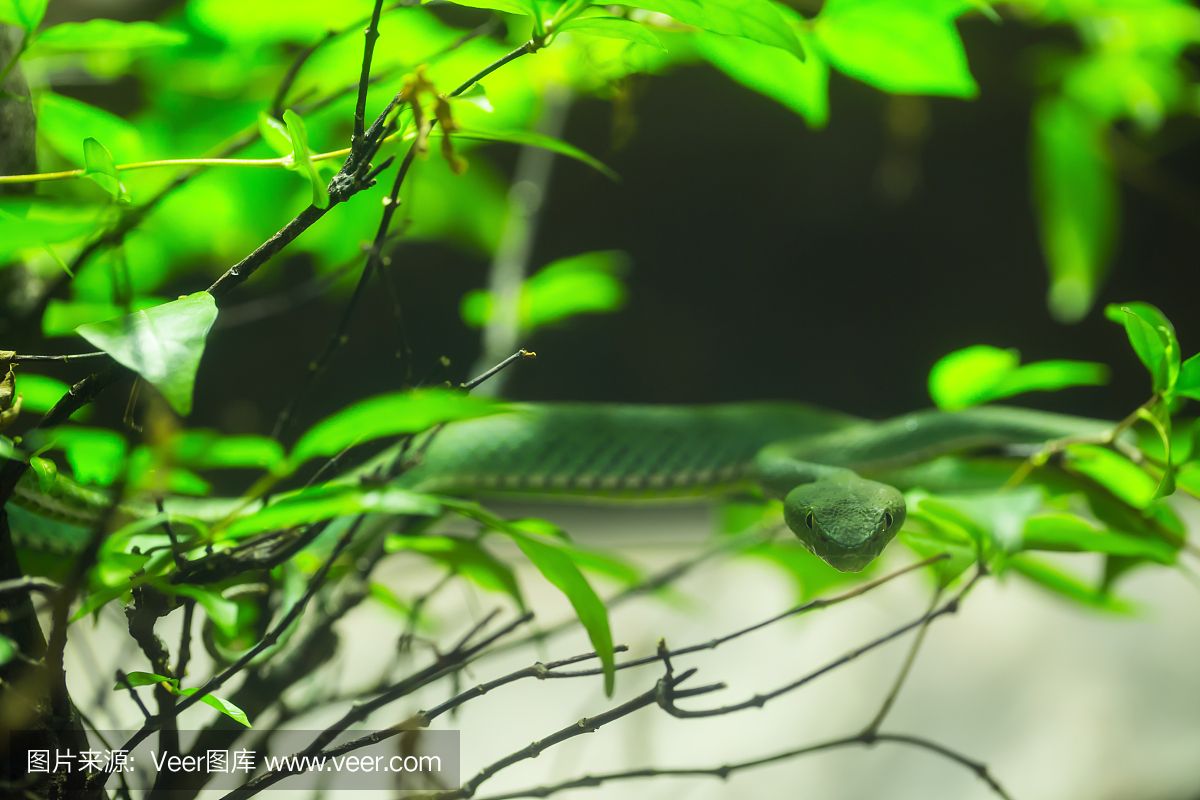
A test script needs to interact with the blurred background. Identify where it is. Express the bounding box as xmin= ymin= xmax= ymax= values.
xmin=5 ymin=0 xmax=1200 ymax=797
